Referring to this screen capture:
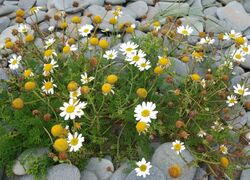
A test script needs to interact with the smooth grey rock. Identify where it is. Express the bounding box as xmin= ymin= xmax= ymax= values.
xmin=123 ymin=30 xmax=146 ymax=42
xmin=18 ymin=0 xmax=36 ymax=10
xmin=205 ymin=15 xmax=231 ymax=33
xmin=152 ymin=142 xmax=197 ymax=180
xmin=216 ymin=1 xmax=250 ymax=31
xmin=20 ymin=175 xmax=34 ymax=180
xmin=85 ymin=158 xmax=114 ymax=180
xmin=245 ymin=112 xmax=250 ymax=128
xmin=240 ymin=54 xmax=250 ymax=70
xmin=243 ymin=146 xmax=250 ymax=156
xmin=110 ymin=162 xmax=131 ymax=180
xmin=129 ymin=0 xmax=154 ymax=5
xmin=80 ymin=170 xmax=98 ymax=180
xmin=146 ymin=2 xmax=190 ymax=20
xmin=202 ymin=0 xmax=215 ymax=6
xmin=47 ymin=164 xmax=80 ymax=180
xmin=227 ymin=105 xmax=247 ymax=129
xmin=26 ymin=11 xmax=46 ymax=24
xmin=243 ymin=0 xmax=250 ymax=13
xmin=0 ymin=0 xmax=3 ymax=4
xmin=0 ymin=16 xmax=10 ymax=32
xmin=189 ymin=0 xmax=203 ymax=17
xmin=85 ymin=5 xmax=107 ymax=17
xmin=193 ymin=167 xmax=208 ymax=180
xmin=240 ymin=166 xmax=250 ymax=180
xmin=170 ymin=57 xmax=190 ymax=76
xmin=54 ymin=0 xmax=74 ymax=10
xmin=126 ymin=1 xmax=148 ymax=19
xmin=37 ymin=0 xmax=48 ymax=8
xmin=0 ymin=5 xmax=18 ymax=16
xmin=83 ymin=0 xmax=105 ymax=7
xmin=3 ymin=1 xmax=19 ymax=6
xmin=203 ymin=7 xmax=217 ymax=17
xmin=105 ymin=0 xmax=126 ymax=4
xmin=230 ymin=75 xmax=242 ymax=87
xmin=219 ymin=0 xmax=234 ymax=5
xmin=232 ymin=66 xmax=245 ymax=76
xmin=125 ymin=165 xmax=166 ymax=180
xmin=13 ymin=148 xmax=49 ymax=176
